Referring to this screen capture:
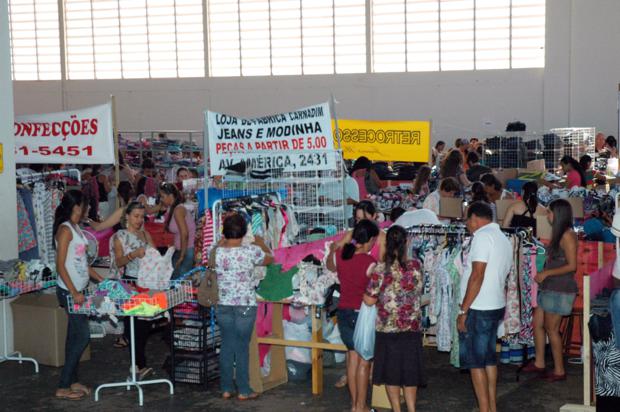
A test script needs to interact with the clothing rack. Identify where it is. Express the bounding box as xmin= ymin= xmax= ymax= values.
xmin=404 ymin=223 xmax=468 ymax=235
xmin=16 ymin=168 xmax=81 ymax=184
xmin=212 ymin=191 xmax=285 ymax=245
